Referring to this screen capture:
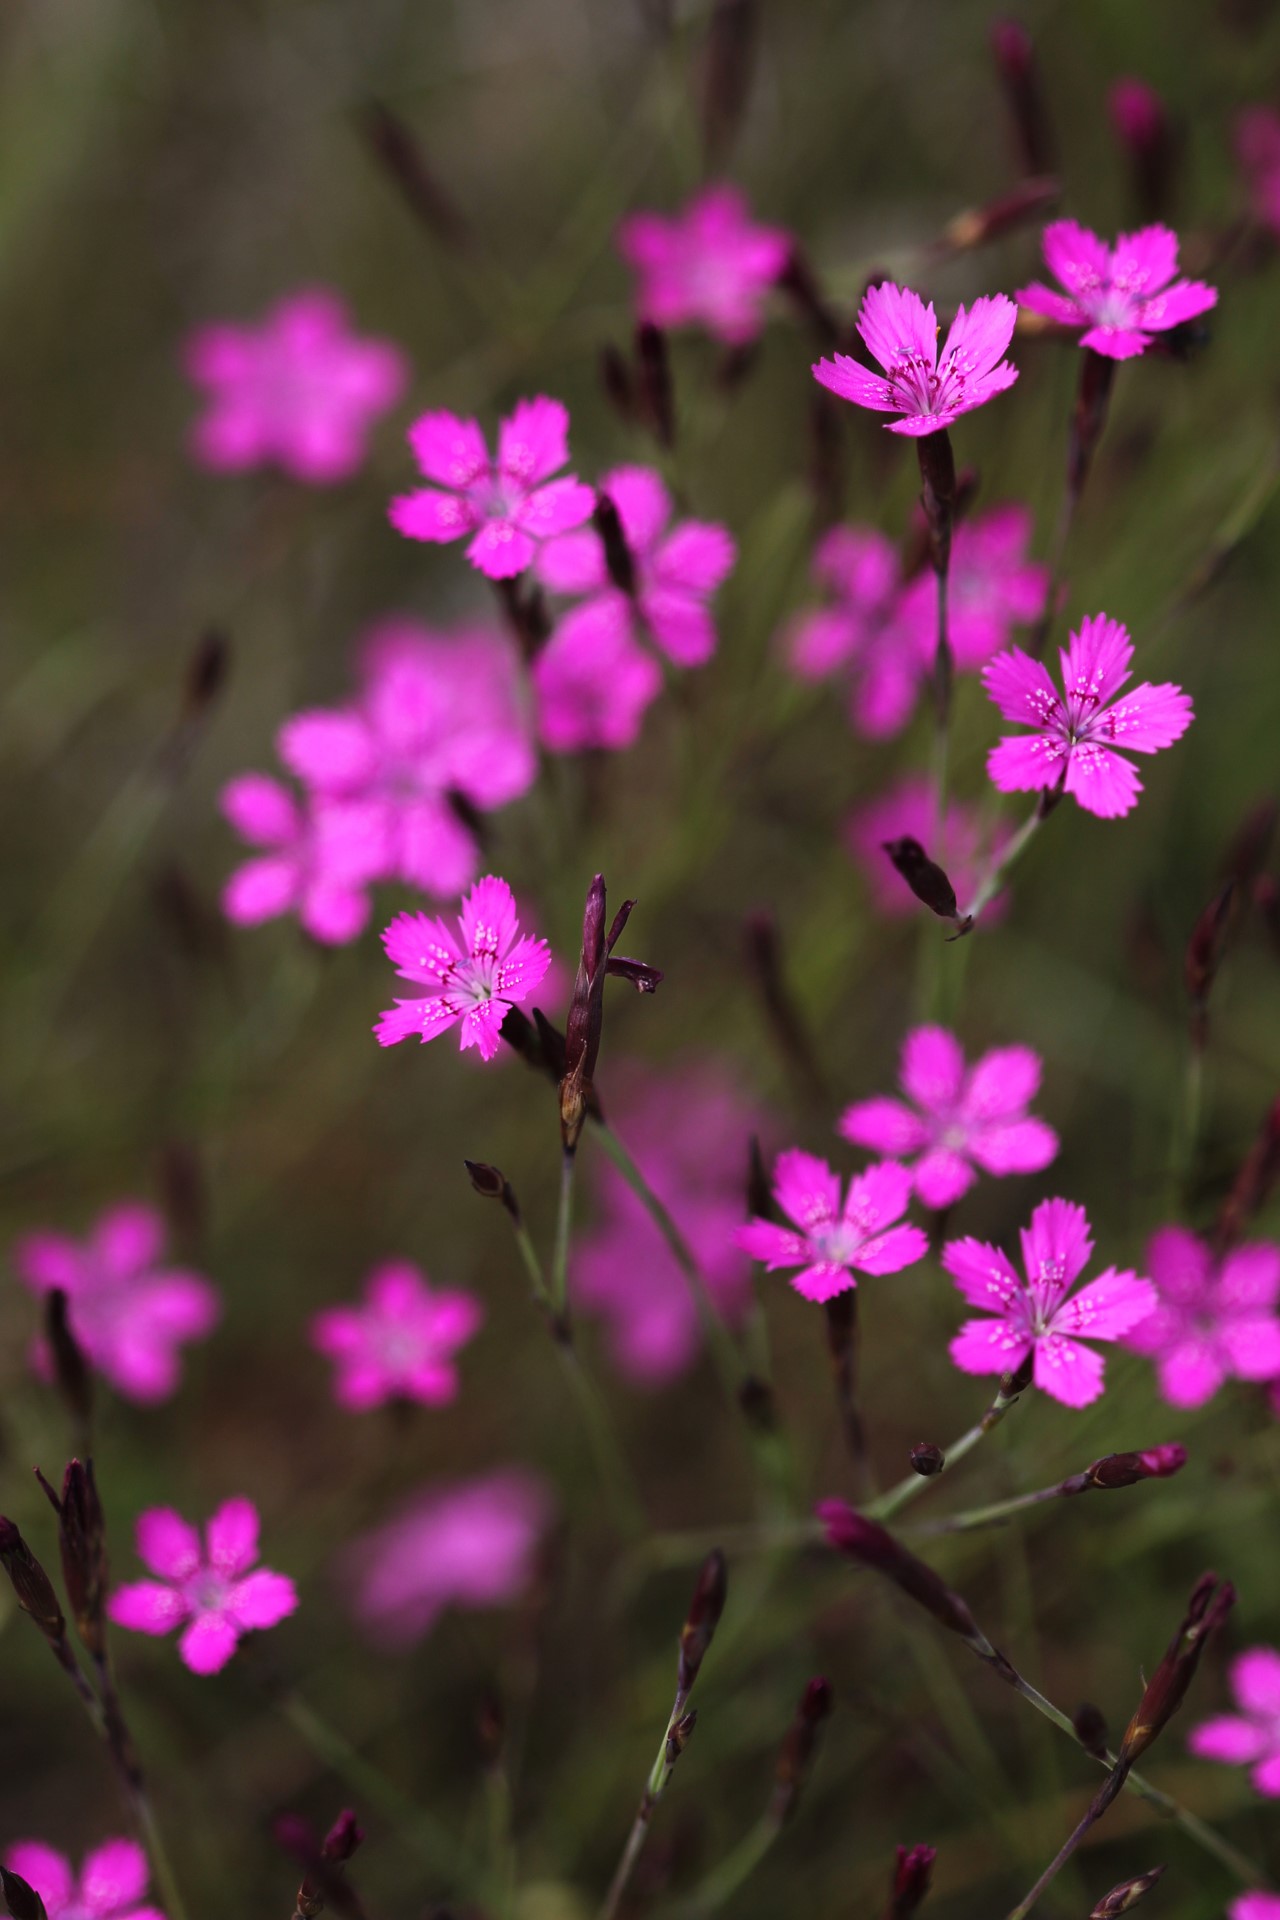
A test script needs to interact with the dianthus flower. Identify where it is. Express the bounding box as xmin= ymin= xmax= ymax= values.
xmin=944 ymin=1198 xmax=1156 ymax=1407
xmin=375 ymin=875 xmax=551 ymax=1060
xmin=1123 ymin=1227 xmax=1280 ymax=1407
xmin=388 ymin=396 xmax=593 ymax=578
xmin=1188 ymin=1646 xmax=1280 ymax=1796
xmin=12 ymin=1202 xmax=219 ymax=1405
xmin=983 ymin=613 xmax=1193 ymax=818
xmin=617 ymin=184 xmax=790 ymax=345
xmin=310 ymin=1260 xmax=483 ymax=1411
xmin=1237 ymin=108 xmax=1280 ymax=238
xmin=3 ymin=1839 xmax=162 ymax=1920
xmin=1017 ymin=220 xmax=1217 ymax=358
xmin=813 ymin=281 xmax=1018 ymax=435
xmin=895 ymin=505 xmax=1045 ymax=670
xmin=533 ymin=595 xmax=664 ymax=752
xmin=341 ymin=1469 xmax=551 ymax=1648
xmin=184 ymin=288 xmax=407 ymax=482
xmin=736 ymin=1151 xmax=927 ymax=1303
xmin=220 ymin=773 xmax=381 ymax=944
xmin=846 ymin=776 xmax=1011 ymax=922
xmin=108 ymin=1498 xmax=297 ymax=1674
xmin=839 ymin=1026 xmax=1058 ymax=1210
